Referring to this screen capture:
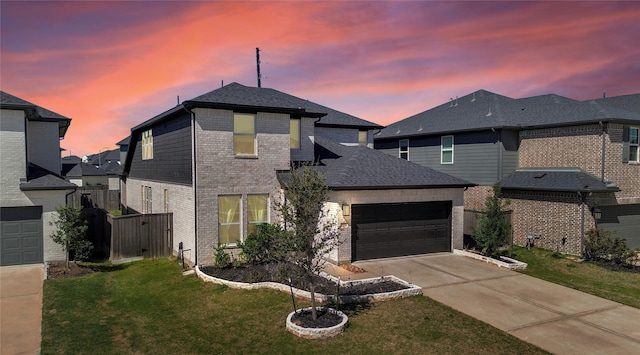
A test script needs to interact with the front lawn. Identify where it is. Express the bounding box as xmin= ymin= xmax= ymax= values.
xmin=42 ymin=258 xmax=547 ymax=354
xmin=510 ymin=246 xmax=640 ymax=309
